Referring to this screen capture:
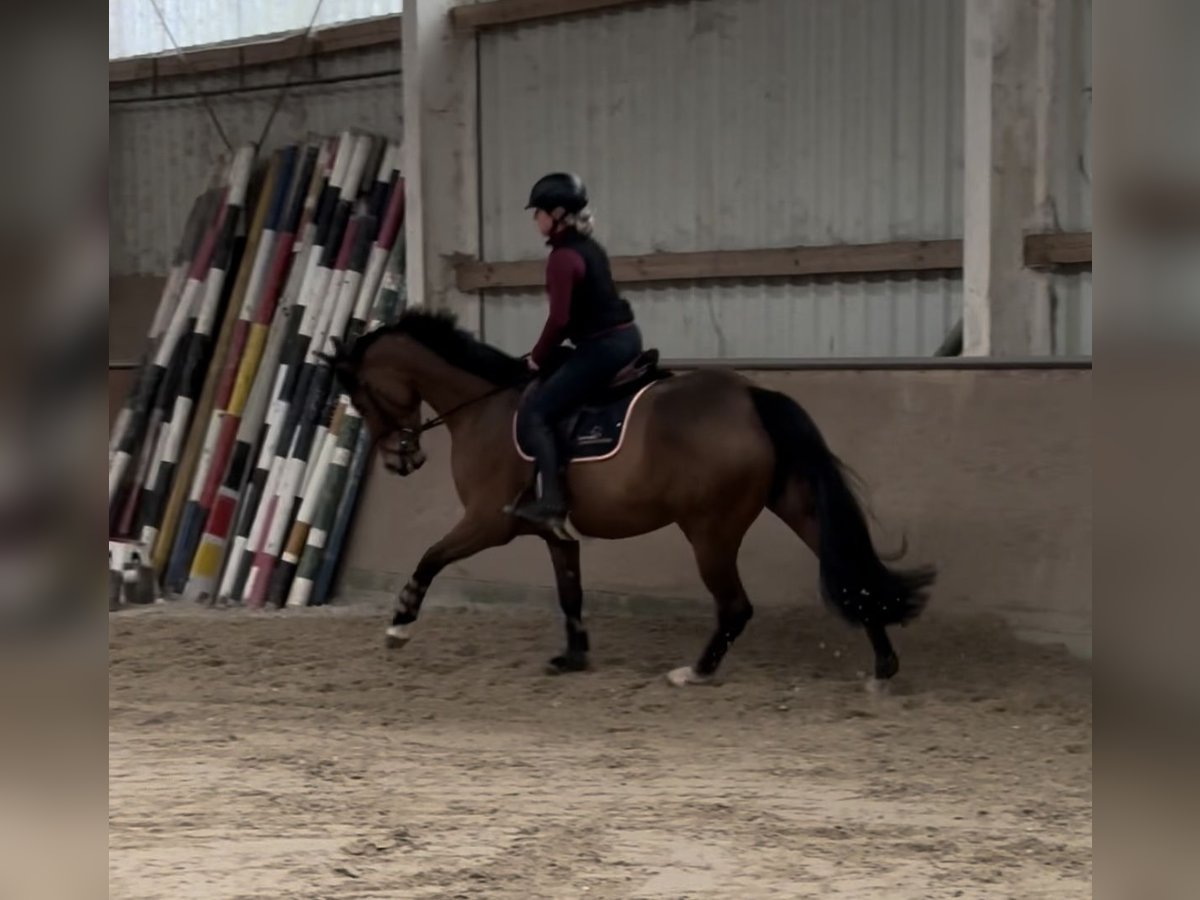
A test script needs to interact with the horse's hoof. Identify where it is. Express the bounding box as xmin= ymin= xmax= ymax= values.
xmin=666 ymin=666 xmax=712 ymax=687
xmin=875 ymin=654 xmax=900 ymax=681
xmin=385 ymin=624 xmax=412 ymax=649
xmin=865 ymin=676 xmax=892 ymax=696
xmin=545 ymin=653 xmax=589 ymax=675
